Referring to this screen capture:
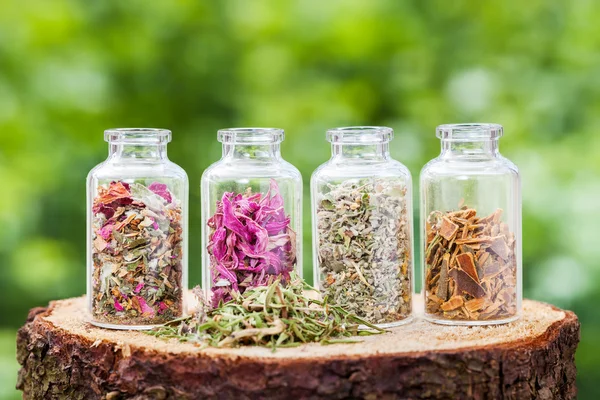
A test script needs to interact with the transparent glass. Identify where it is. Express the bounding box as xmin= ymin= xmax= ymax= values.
xmin=201 ymin=128 xmax=302 ymax=308
xmin=311 ymin=127 xmax=414 ymax=327
xmin=87 ymin=128 xmax=188 ymax=330
xmin=420 ymin=123 xmax=521 ymax=325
